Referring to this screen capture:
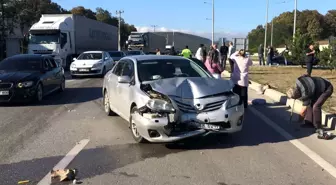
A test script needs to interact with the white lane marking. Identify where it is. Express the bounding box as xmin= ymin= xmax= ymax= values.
xmin=249 ymin=106 xmax=336 ymax=179
xmin=37 ymin=139 xmax=90 ymax=185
